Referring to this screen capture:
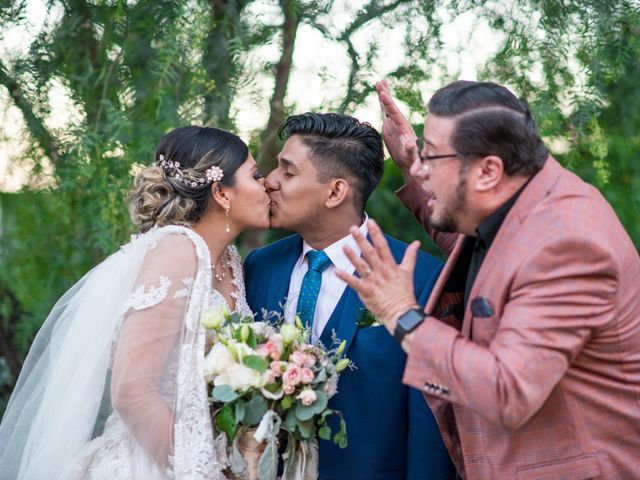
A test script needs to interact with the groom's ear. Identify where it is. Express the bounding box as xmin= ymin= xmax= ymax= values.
xmin=211 ymin=185 xmax=231 ymax=211
xmin=325 ymin=178 xmax=350 ymax=209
